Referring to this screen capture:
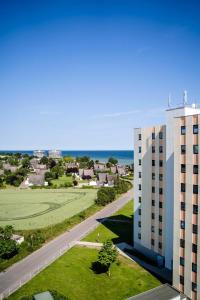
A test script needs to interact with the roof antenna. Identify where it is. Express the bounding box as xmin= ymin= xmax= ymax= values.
xmin=168 ymin=93 xmax=171 ymax=108
xmin=183 ymin=90 xmax=188 ymax=106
